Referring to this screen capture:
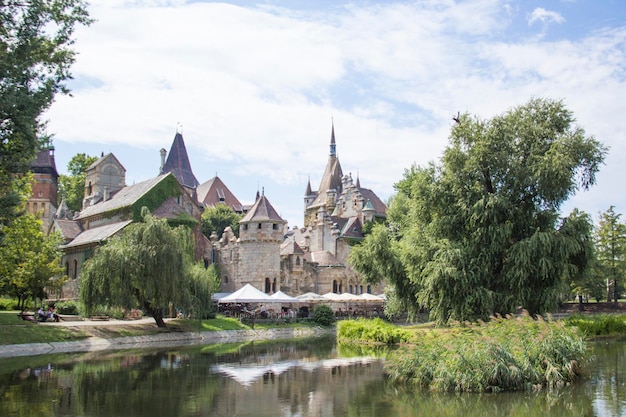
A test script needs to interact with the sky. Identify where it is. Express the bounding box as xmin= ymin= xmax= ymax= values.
xmin=45 ymin=0 xmax=626 ymax=228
